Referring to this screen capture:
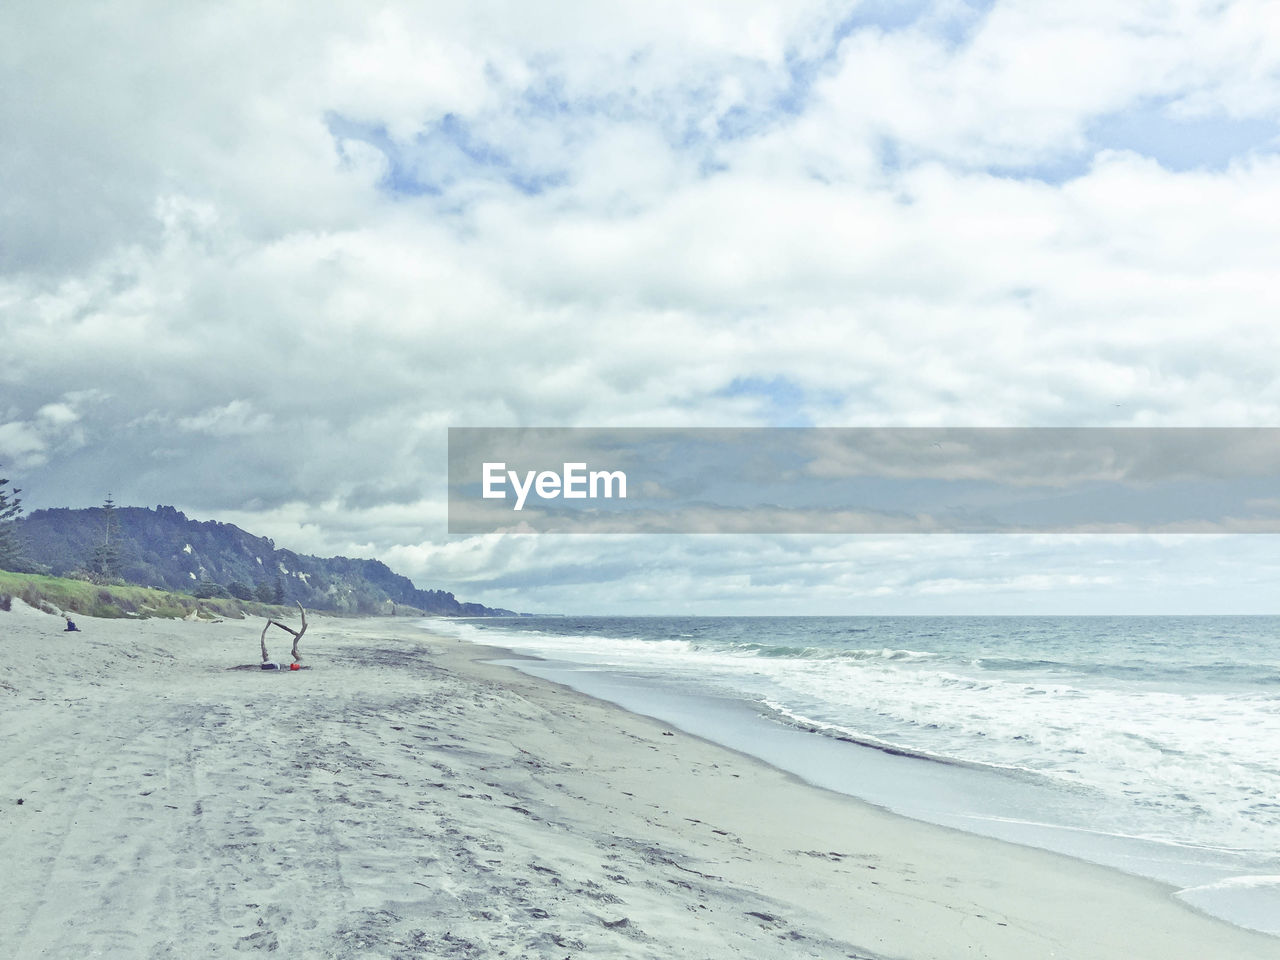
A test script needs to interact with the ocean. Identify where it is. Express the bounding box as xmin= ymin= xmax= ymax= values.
xmin=426 ymin=615 xmax=1280 ymax=935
